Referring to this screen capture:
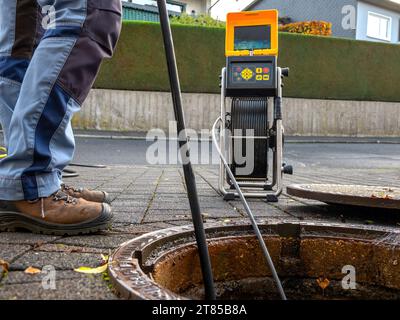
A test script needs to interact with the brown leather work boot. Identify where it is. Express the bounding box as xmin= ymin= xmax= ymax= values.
xmin=61 ymin=183 xmax=112 ymax=204
xmin=0 ymin=190 xmax=113 ymax=235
